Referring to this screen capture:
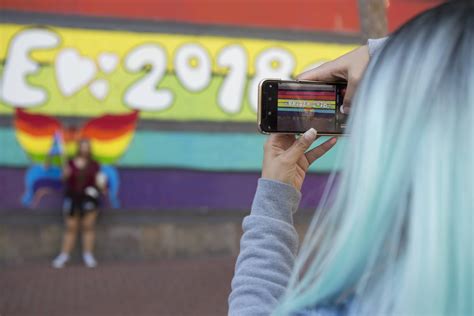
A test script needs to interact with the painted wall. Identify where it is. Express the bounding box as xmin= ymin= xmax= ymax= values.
xmin=0 ymin=1 xmax=439 ymax=211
